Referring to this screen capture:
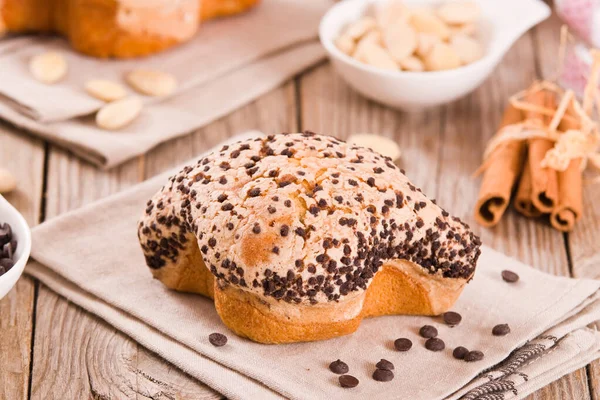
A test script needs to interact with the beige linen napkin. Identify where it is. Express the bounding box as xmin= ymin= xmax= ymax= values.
xmin=0 ymin=0 xmax=329 ymax=168
xmin=26 ymin=132 xmax=600 ymax=400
